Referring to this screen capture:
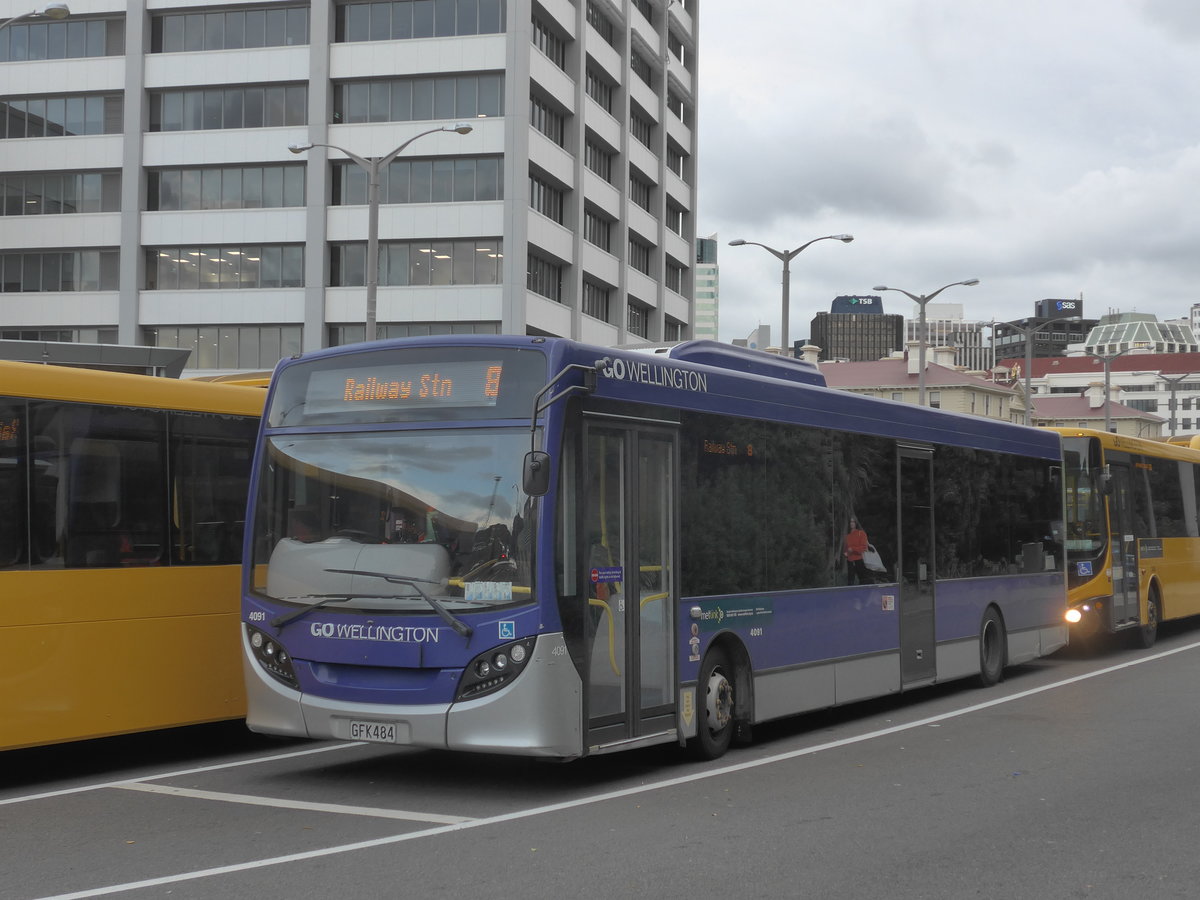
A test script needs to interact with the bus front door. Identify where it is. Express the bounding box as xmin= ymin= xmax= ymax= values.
xmin=1107 ymin=464 xmax=1140 ymax=628
xmin=899 ymin=449 xmax=936 ymax=687
xmin=582 ymin=423 xmax=677 ymax=751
